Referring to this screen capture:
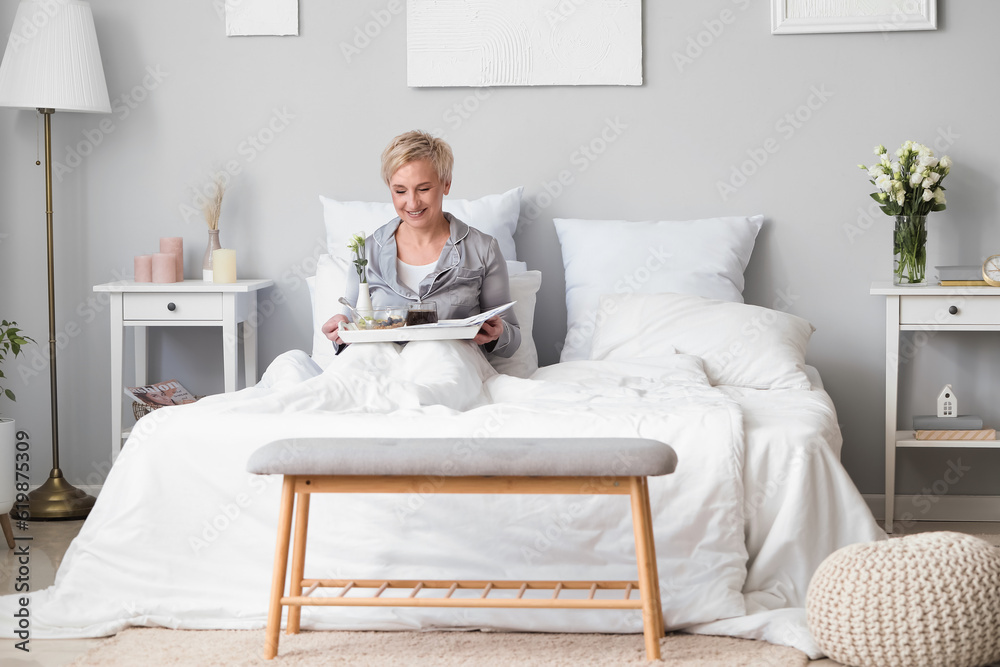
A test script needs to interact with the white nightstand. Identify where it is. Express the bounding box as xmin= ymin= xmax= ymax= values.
xmin=93 ymin=279 xmax=274 ymax=461
xmin=871 ymin=281 xmax=1000 ymax=532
